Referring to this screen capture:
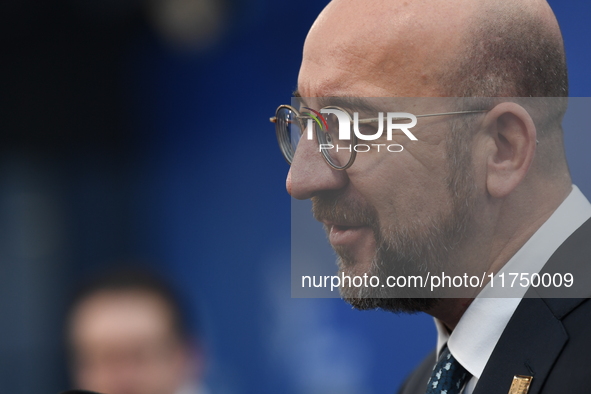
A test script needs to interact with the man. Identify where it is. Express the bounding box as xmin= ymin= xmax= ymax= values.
xmin=275 ymin=0 xmax=591 ymax=393
xmin=65 ymin=269 xmax=207 ymax=394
